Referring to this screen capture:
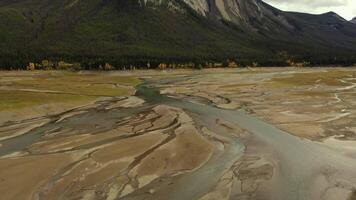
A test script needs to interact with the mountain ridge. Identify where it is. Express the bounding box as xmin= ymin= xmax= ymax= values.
xmin=0 ymin=0 xmax=356 ymax=69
